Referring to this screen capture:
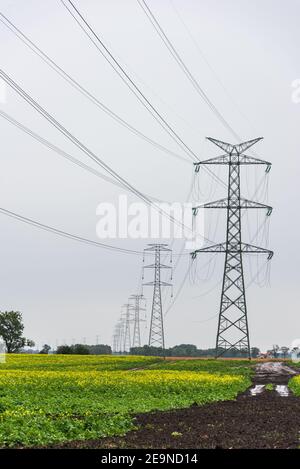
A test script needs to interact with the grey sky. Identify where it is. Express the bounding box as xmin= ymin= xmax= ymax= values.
xmin=0 ymin=0 xmax=299 ymax=351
